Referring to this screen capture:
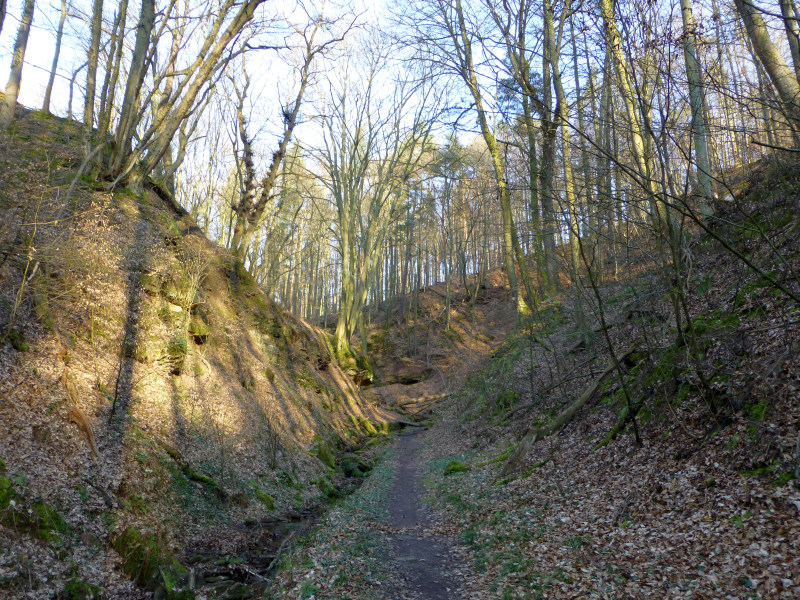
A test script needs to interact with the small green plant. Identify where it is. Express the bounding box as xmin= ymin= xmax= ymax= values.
xmin=495 ymin=389 xmax=520 ymax=412
xmin=745 ymin=399 xmax=769 ymax=421
xmin=315 ymin=441 xmax=336 ymax=469
xmin=565 ymin=535 xmax=585 ymax=549
xmin=730 ymin=511 xmax=752 ymax=528
xmin=8 ymin=328 xmax=29 ymax=352
xmin=61 ymin=576 xmax=102 ymax=599
xmin=300 ymin=580 xmax=320 ymax=598
xmin=772 ymin=471 xmax=796 ymax=487
xmin=444 ymin=460 xmax=471 ymax=476
xmin=253 ymin=487 xmax=276 ymax=510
